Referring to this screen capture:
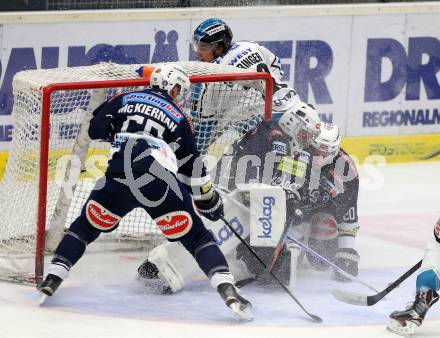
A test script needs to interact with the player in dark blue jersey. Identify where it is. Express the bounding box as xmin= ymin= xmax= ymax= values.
xmin=305 ymin=123 xmax=360 ymax=282
xmin=37 ymin=64 xmax=252 ymax=321
xmin=218 ymin=114 xmax=360 ymax=284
